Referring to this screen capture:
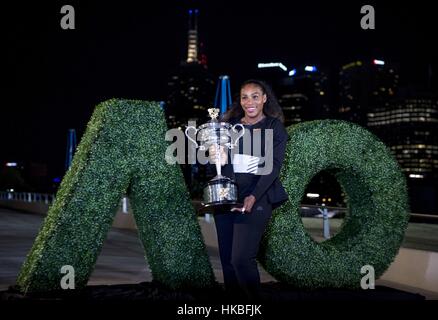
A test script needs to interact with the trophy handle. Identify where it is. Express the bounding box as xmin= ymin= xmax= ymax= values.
xmin=230 ymin=124 xmax=245 ymax=148
xmin=185 ymin=126 xmax=200 ymax=149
